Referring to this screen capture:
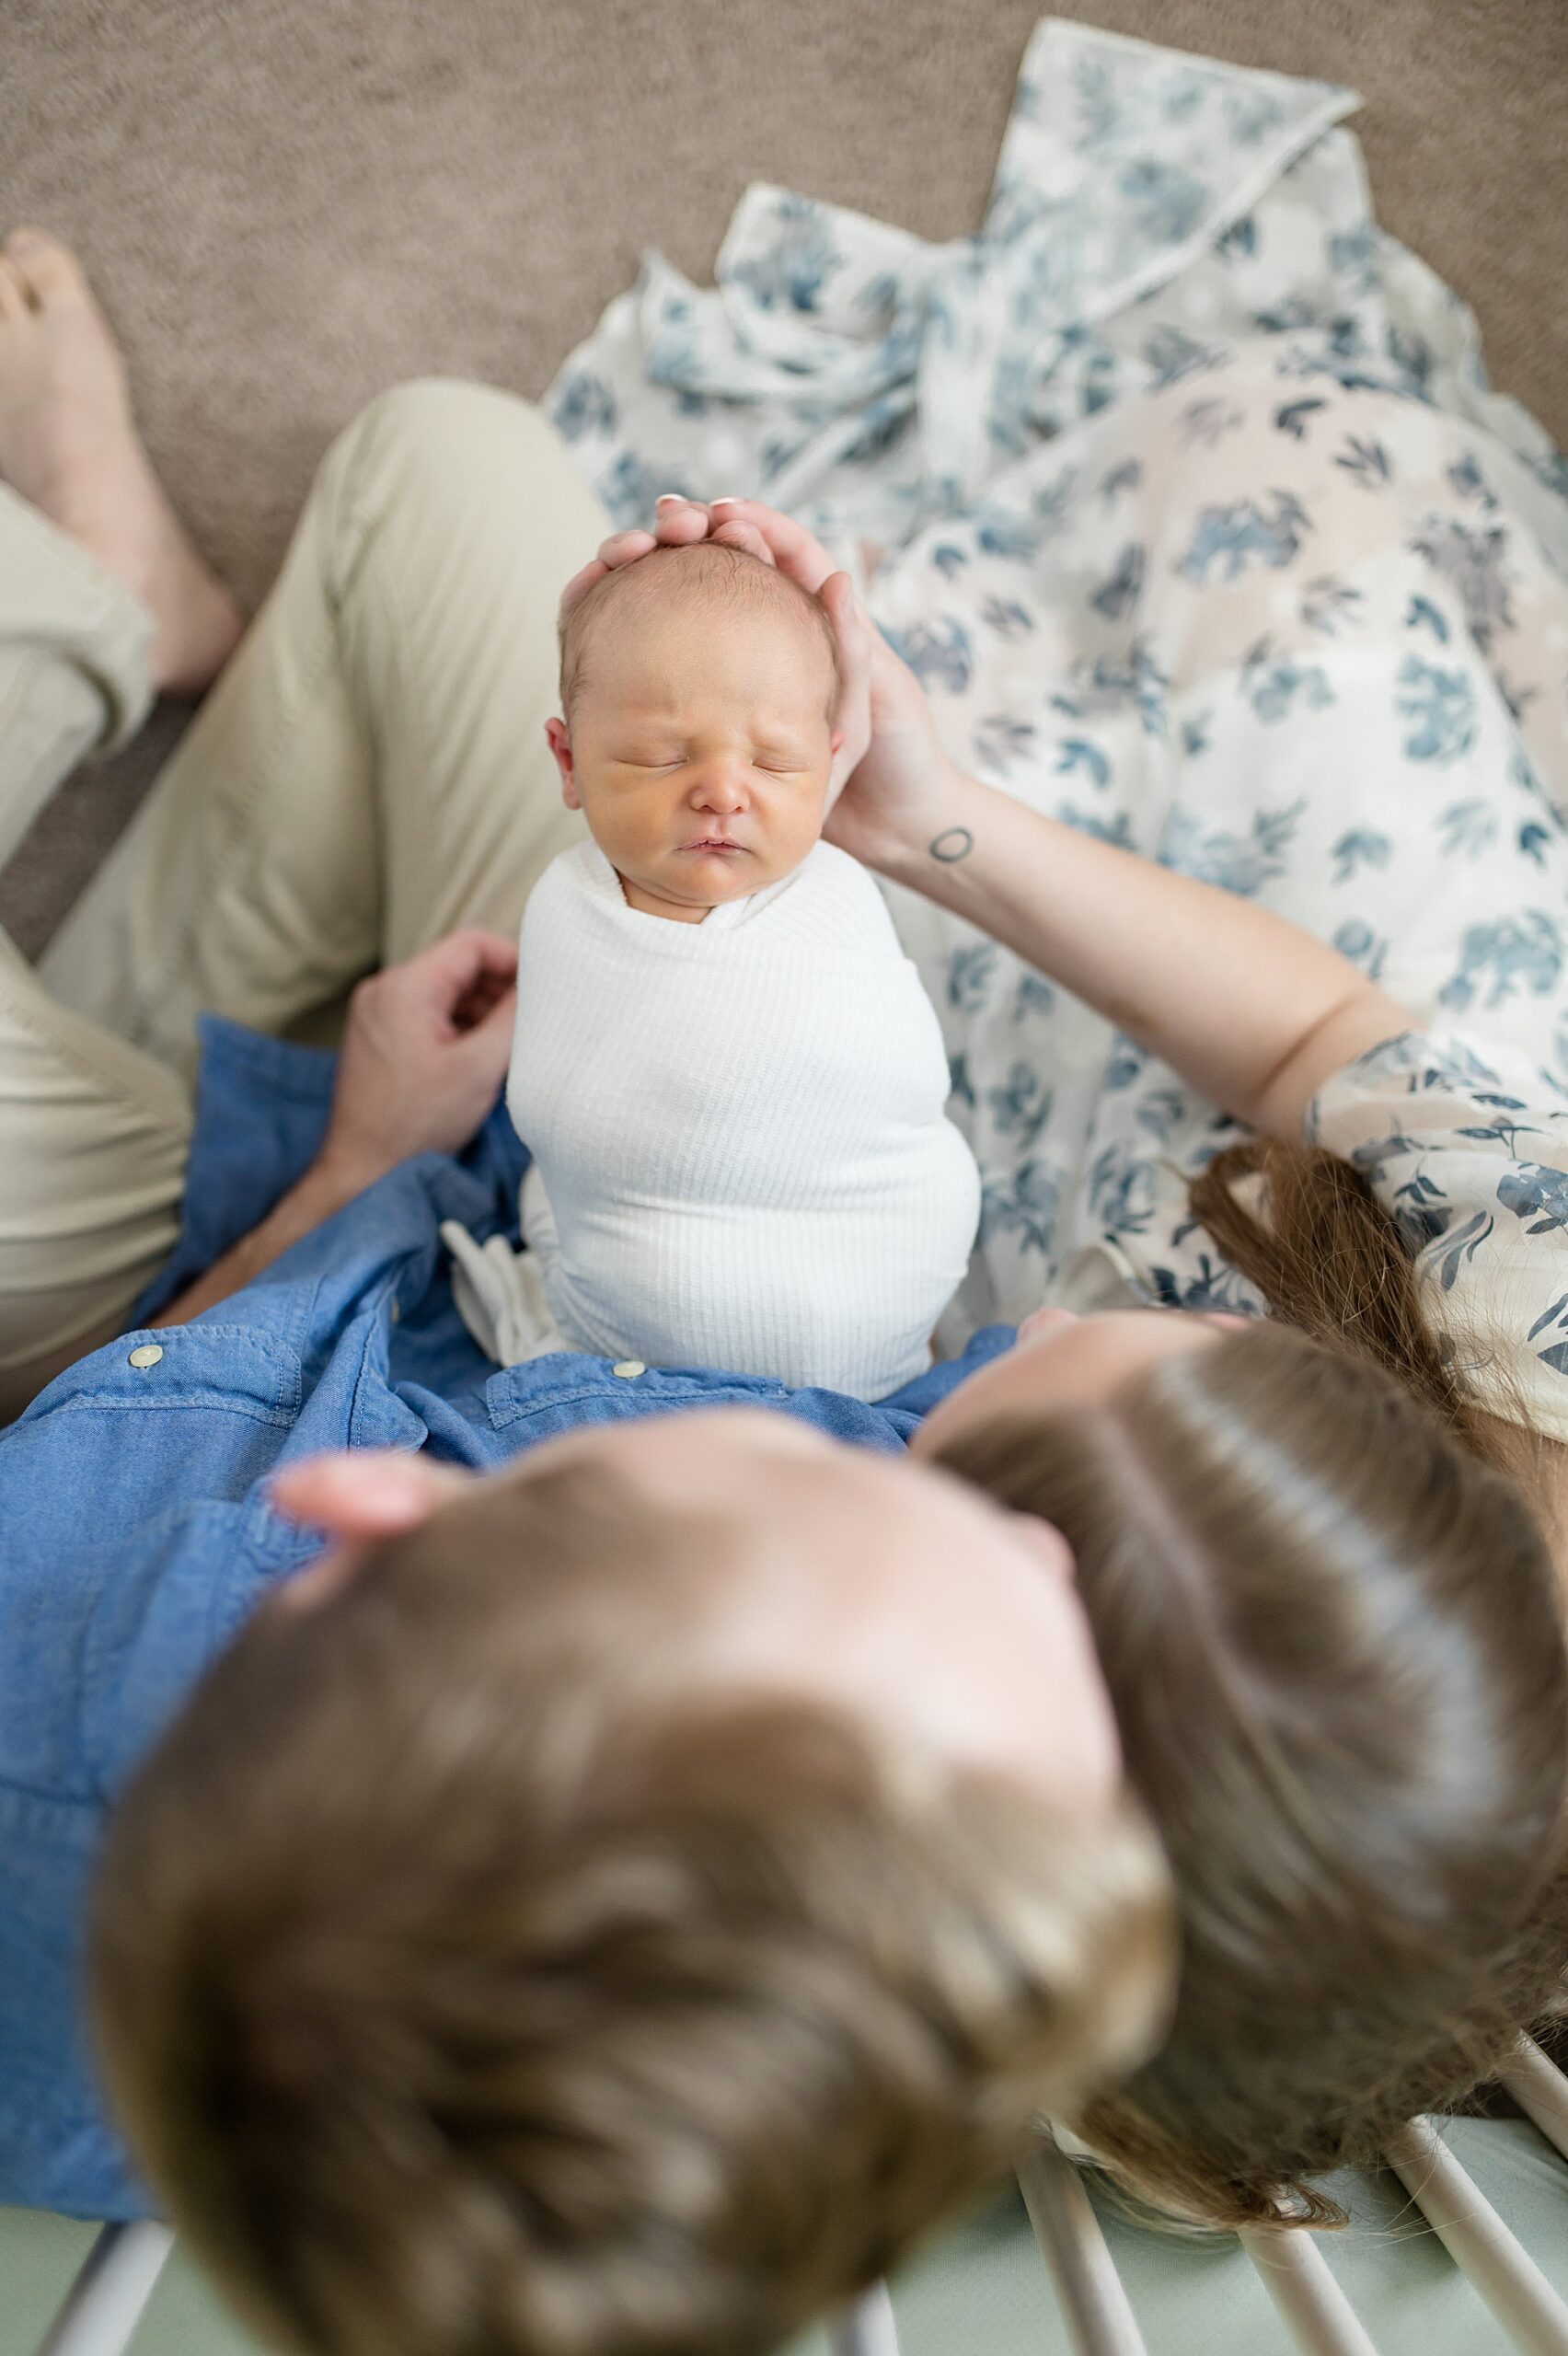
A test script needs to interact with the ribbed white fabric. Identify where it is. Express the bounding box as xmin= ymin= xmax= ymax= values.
xmin=482 ymin=837 xmax=980 ymax=1400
